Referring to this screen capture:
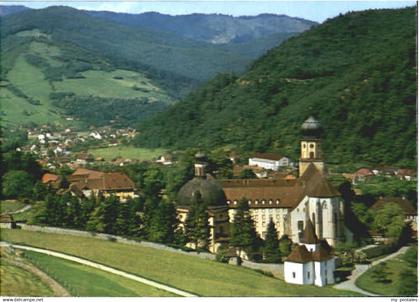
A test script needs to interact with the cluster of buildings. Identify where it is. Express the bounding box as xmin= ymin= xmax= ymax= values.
xmin=42 ymin=168 xmax=138 ymax=202
xmin=33 ymin=116 xmax=415 ymax=287
xmin=349 ymin=167 xmax=416 ymax=184
xmin=176 ymin=117 xmax=346 ymax=286
xmin=21 ymin=126 xmax=137 ymax=170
